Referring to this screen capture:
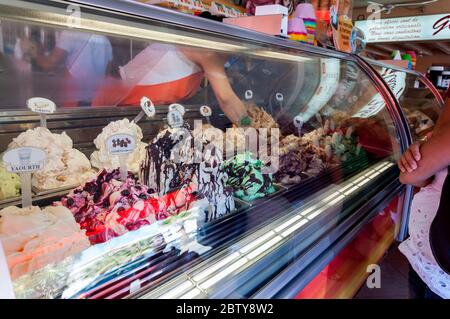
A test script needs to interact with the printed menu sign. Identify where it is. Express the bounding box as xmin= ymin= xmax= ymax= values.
xmin=27 ymin=97 xmax=56 ymax=114
xmin=106 ymin=134 xmax=136 ymax=155
xmin=2 ymin=147 xmax=46 ymax=173
xmin=333 ymin=15 xmax=354 ymax=53
xmin=355 ymin=14 xmax=450 ymax=43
